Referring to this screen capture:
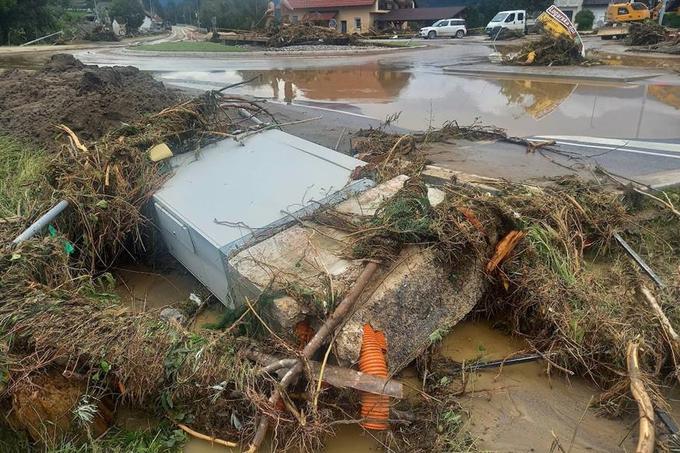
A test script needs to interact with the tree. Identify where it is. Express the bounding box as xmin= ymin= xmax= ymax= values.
xmin=110 ymin=0 xmax=146 ymax=32
xmin=465 ymin=0 xmax=552 ymax=28
xmin=574 ymin=9 xmax=595 ymax=31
